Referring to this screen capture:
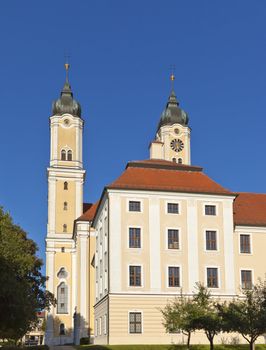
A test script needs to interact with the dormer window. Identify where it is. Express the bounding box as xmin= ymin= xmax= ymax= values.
xmin=67 ymin=150 xmax=72 ymax=161
xmin=61 ymin=150 xmax=66 ymax=161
